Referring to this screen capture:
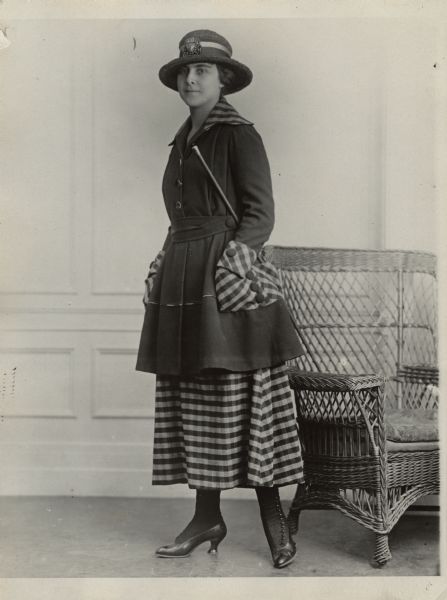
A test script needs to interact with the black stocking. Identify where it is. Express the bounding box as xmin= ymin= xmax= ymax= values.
xmin=175 ymin=489 xmax=223 ymax=543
